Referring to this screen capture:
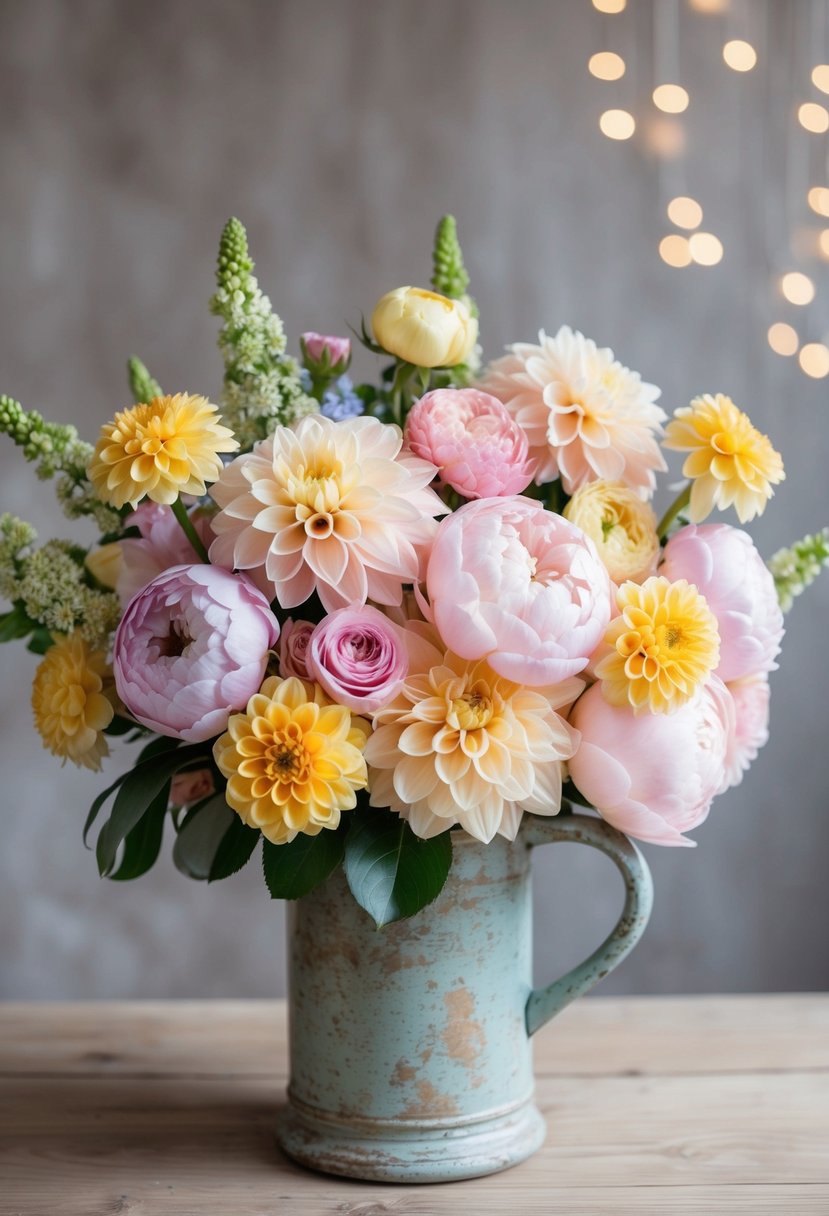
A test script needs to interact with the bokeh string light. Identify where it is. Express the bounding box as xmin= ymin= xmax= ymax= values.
xmin=767 ymin=322 xmax=799 ymax=357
